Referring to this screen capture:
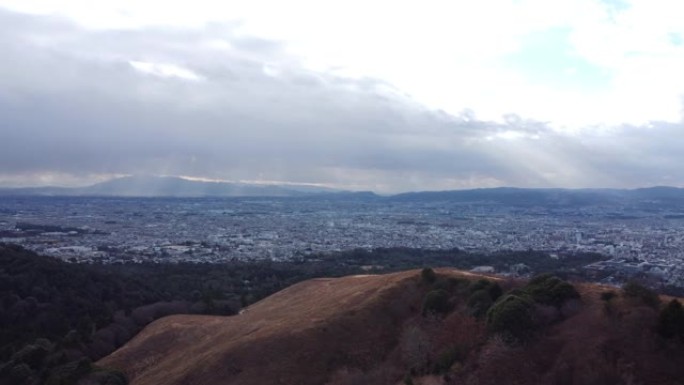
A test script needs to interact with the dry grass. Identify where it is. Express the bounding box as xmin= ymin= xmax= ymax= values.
xmin=99 ymin=269 xmax=684 ymax=385
xmin=99 ymin=269 xmax=433 ymax=385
